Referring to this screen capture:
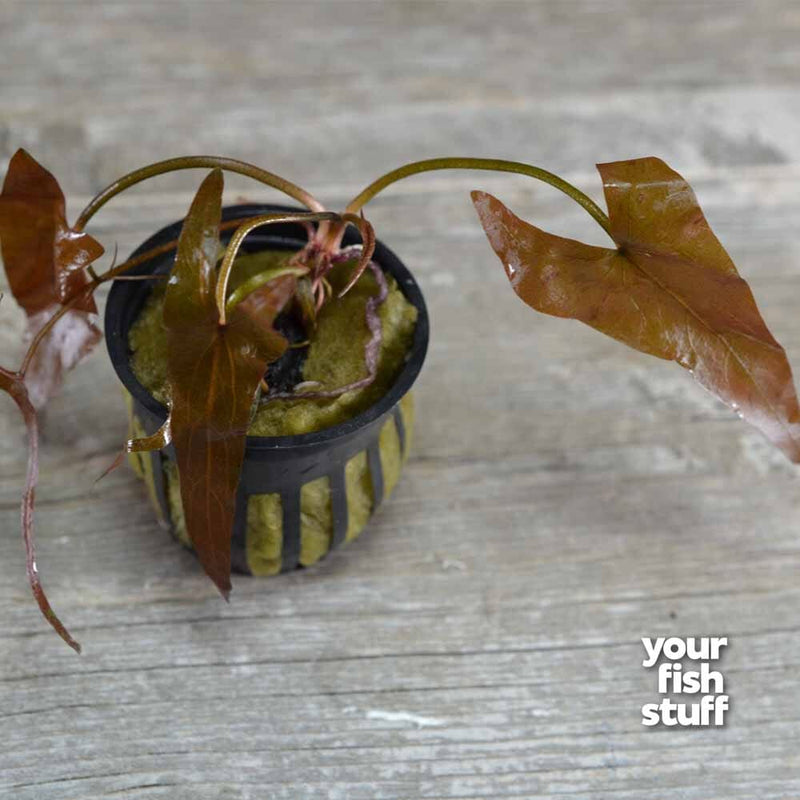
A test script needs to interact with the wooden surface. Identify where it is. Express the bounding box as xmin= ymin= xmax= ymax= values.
xmin=2 ymin=1 xmax=800 ymax=798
